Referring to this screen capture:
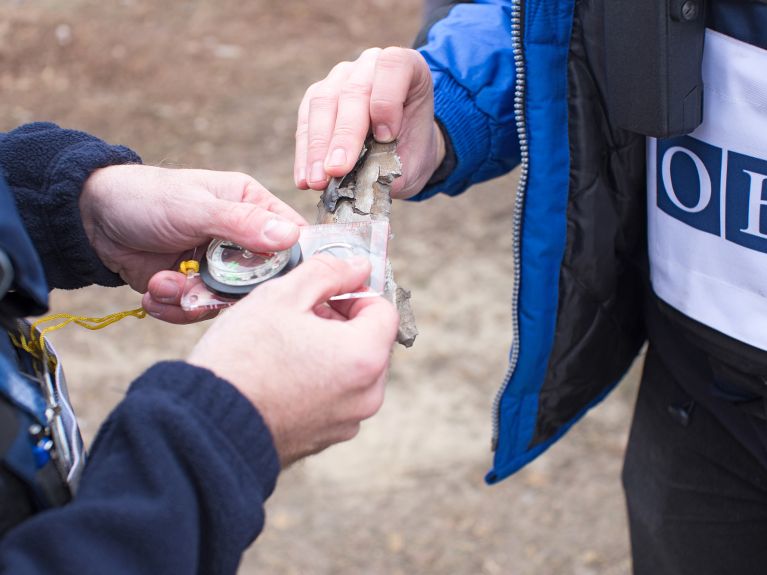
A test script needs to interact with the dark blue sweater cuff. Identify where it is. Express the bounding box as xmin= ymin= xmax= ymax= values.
xmin=1 ymin=123 xmax=141 ymax=290
xmin=128 ymin=361 xmax=281 ymax=503
xmin=0 ymin=361 xmax=282 ymax=572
